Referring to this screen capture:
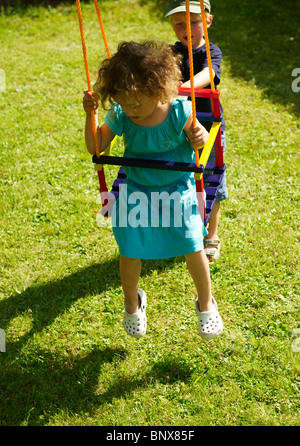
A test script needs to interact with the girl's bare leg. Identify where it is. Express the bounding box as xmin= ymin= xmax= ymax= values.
xmin=185 ymin=250 xmax=213 ymax=312
xmin=119 ymin=255 xmax=141 ymax=314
